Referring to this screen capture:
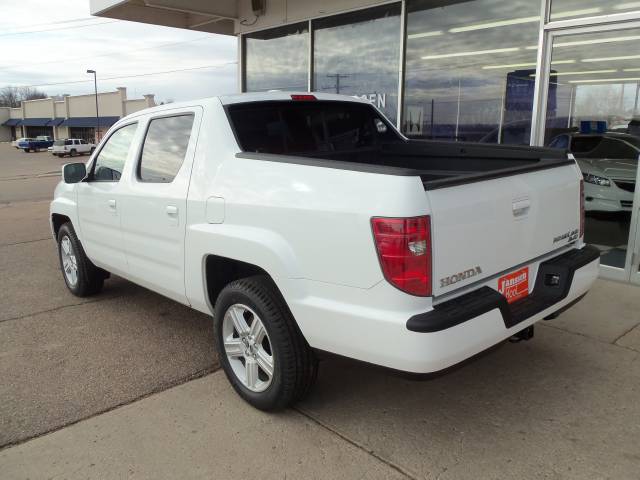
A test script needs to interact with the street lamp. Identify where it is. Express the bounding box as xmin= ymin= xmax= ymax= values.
xmin=86 ymin=69 xmax=99 ymax=142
